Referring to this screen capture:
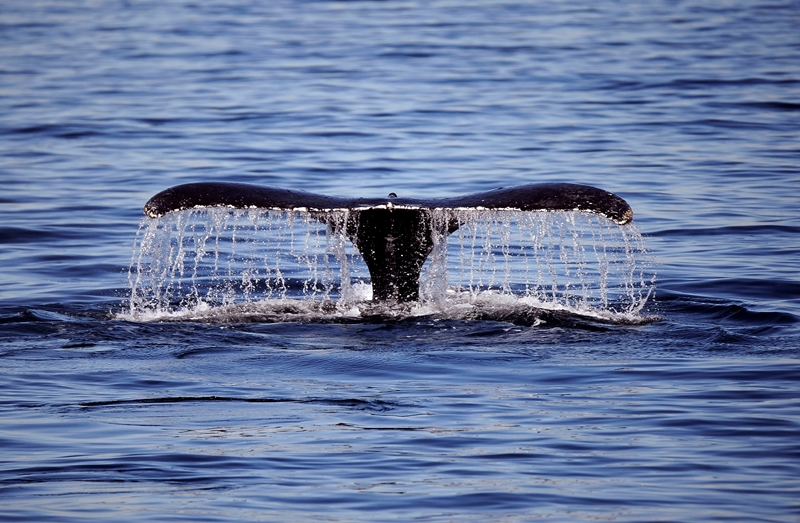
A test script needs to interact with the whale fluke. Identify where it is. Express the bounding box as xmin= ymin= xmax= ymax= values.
xmin=144 ymin=182 xmax=633 ymax=302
